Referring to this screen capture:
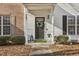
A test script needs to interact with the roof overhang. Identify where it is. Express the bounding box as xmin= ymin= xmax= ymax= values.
xmin=24 ymin=3 xmax=56 ymax=16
